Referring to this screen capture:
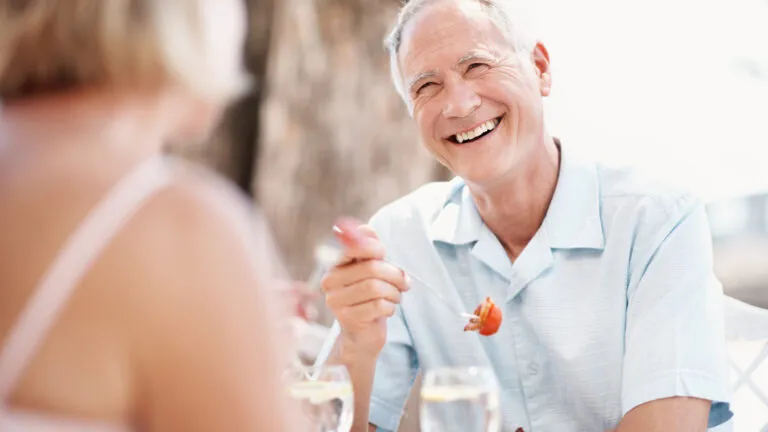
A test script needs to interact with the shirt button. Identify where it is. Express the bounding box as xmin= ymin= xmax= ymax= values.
xmin=528 ymin=362 xmax=540 ymax=375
